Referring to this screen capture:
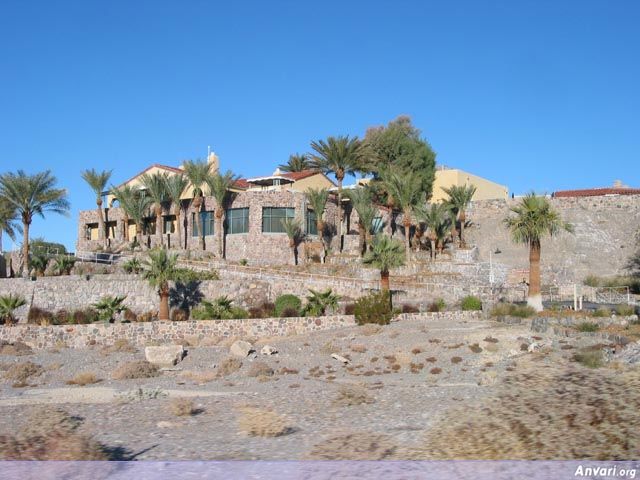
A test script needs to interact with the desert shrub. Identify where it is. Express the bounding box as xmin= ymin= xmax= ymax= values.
xmin=583 ymin=275 xmax=600 ymax=287
xmin=615 ymin=304 xmax=635 ymax=316
xmin=237 ymin=407 xmax=292 ymax=437
xmin=354 ymin=291 xmax=393 ymax=326
xmin=136 ymin=311 xmax=155 ymax=322
xmin=174 ymin=268 xmax=219 ymax=282
xmin=71 ymin=308 xmax=98 ymax=324
xmin=123 ymin=308 xmax=137 ymax=322
xmin=102 ymin=339 xmax=137 ymax=354
xmin=401 ymin=304 xmax=420 ymax=314
xmin=573 ymin=348 xmax=604 ymax=368
xmin=427 ymin=298 xmax=446 ymax=313
xmin=359 ymin=324 xmax=382 ymax=336
xmin=169 ymin=398 xmax=199 ymax=416
xmin=247 ymin=361 xmax=274 ymax=378
xmin=430 ymin=368 xmax=442 ymax=374
xmin=170 ymin=308 xmax=189 ymax=321
xmin=490 ymin=302 xmax=535 ymax=318
xmin=0 ymin=341 xmax=33 ymax=356
xmin=239 ymin=259 xmax=248 ymax=266
xmin=274 ymin=294 xmax=302 ymax=317
xmin=248 ymin=307 xmax=265 ymax=319
xmin=451 ymin=356 xmax=462 ymax=364
xmin=460 ymin=296 xmax=482 ymax=311
xmin=112 ymin=360 xmax=159 ymax=380
xmin=260 ymin=302 xmax=276 ymax=317
xmin=0 ymin=294 xmax=26 ymax=325
xmin=576 ymin=321 xmax=599 ymax=333
xmin=27 ymin=307 xmax=54 ymax=325
xmin=469 ymin=343 xmax=483 ymax=353
xmin=334 ymin=385 xmax=375 ymax=406
xmin=4 ymin=361 xmax=44 ymax=383
xmin=350 ymin=344 xmax=367 ymax=353
xmin=591 ymin=308 xmax=610 ymax=318
xmin=181 ymin=370 xmax=217 ymax=384
xmin=344 ymin=303 xmax=356 ymax=315
xmin=307 ymin=432 xmax=397 ymax=460
xmin=191 ymin=296 xmax=247 ymax=320
xmin=280 ymin=307 xmax=300 ymax=318
xmin=218 ymin=357 xmax=243 ymax=377
xmin=66 ymin=372 xmax=99 ymax=386
xmin=122 ymin=257 xmax=142 ymax=274
xmin=92 ymin=295 xmax=127 ymax=323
